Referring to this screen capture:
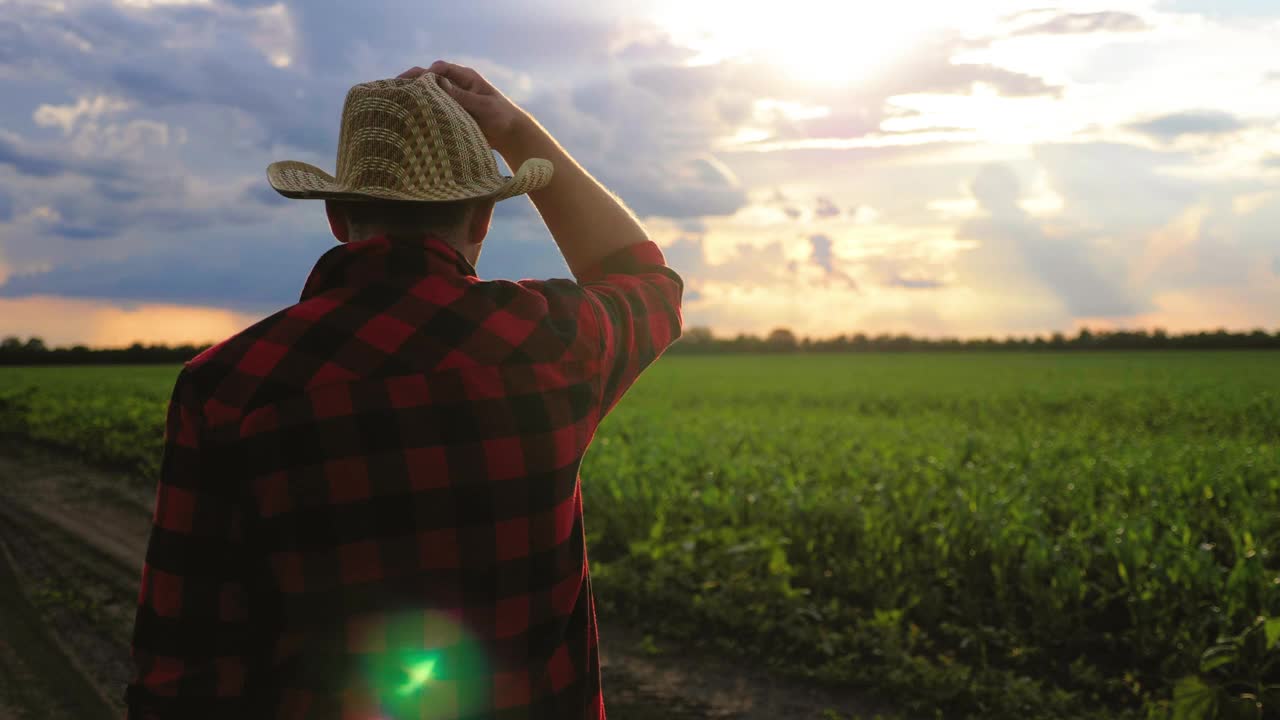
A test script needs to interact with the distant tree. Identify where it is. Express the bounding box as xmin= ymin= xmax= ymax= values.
xmin=766 ymin=328 xmax=798 ymax=352
xmin=683 ymin=326 xmax=714 ymax=346
xmin=23 ymin=337 xmax=47 ymax=353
